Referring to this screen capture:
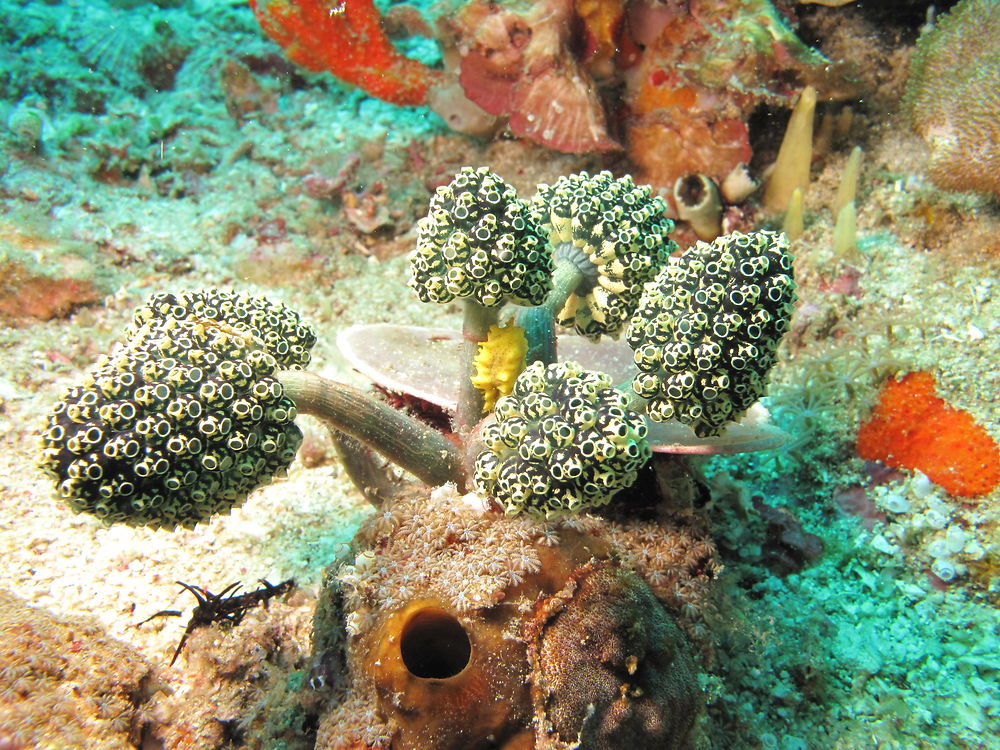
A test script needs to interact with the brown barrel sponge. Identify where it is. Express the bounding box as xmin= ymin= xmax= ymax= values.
xmin=527 ymin=561 xmax=701 ymax=749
